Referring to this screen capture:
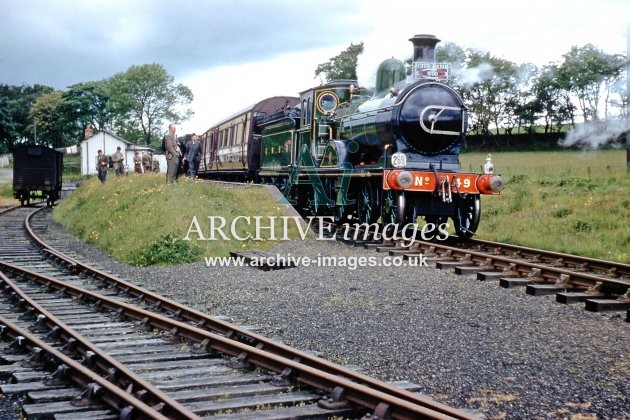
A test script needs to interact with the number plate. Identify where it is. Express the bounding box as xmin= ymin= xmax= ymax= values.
xmin=390 ymin=153 xmax=406 ymax=168
xmin=383 ymin=170 xmax=481 ymax=193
